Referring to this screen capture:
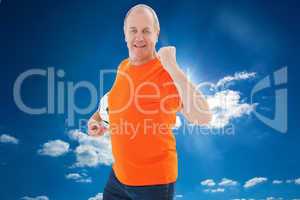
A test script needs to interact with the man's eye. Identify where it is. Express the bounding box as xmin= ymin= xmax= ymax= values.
xmin=144 ymin=30 xmax=151 ymax=34
xmin=130 ymin=30 xmax=137 ymax=33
